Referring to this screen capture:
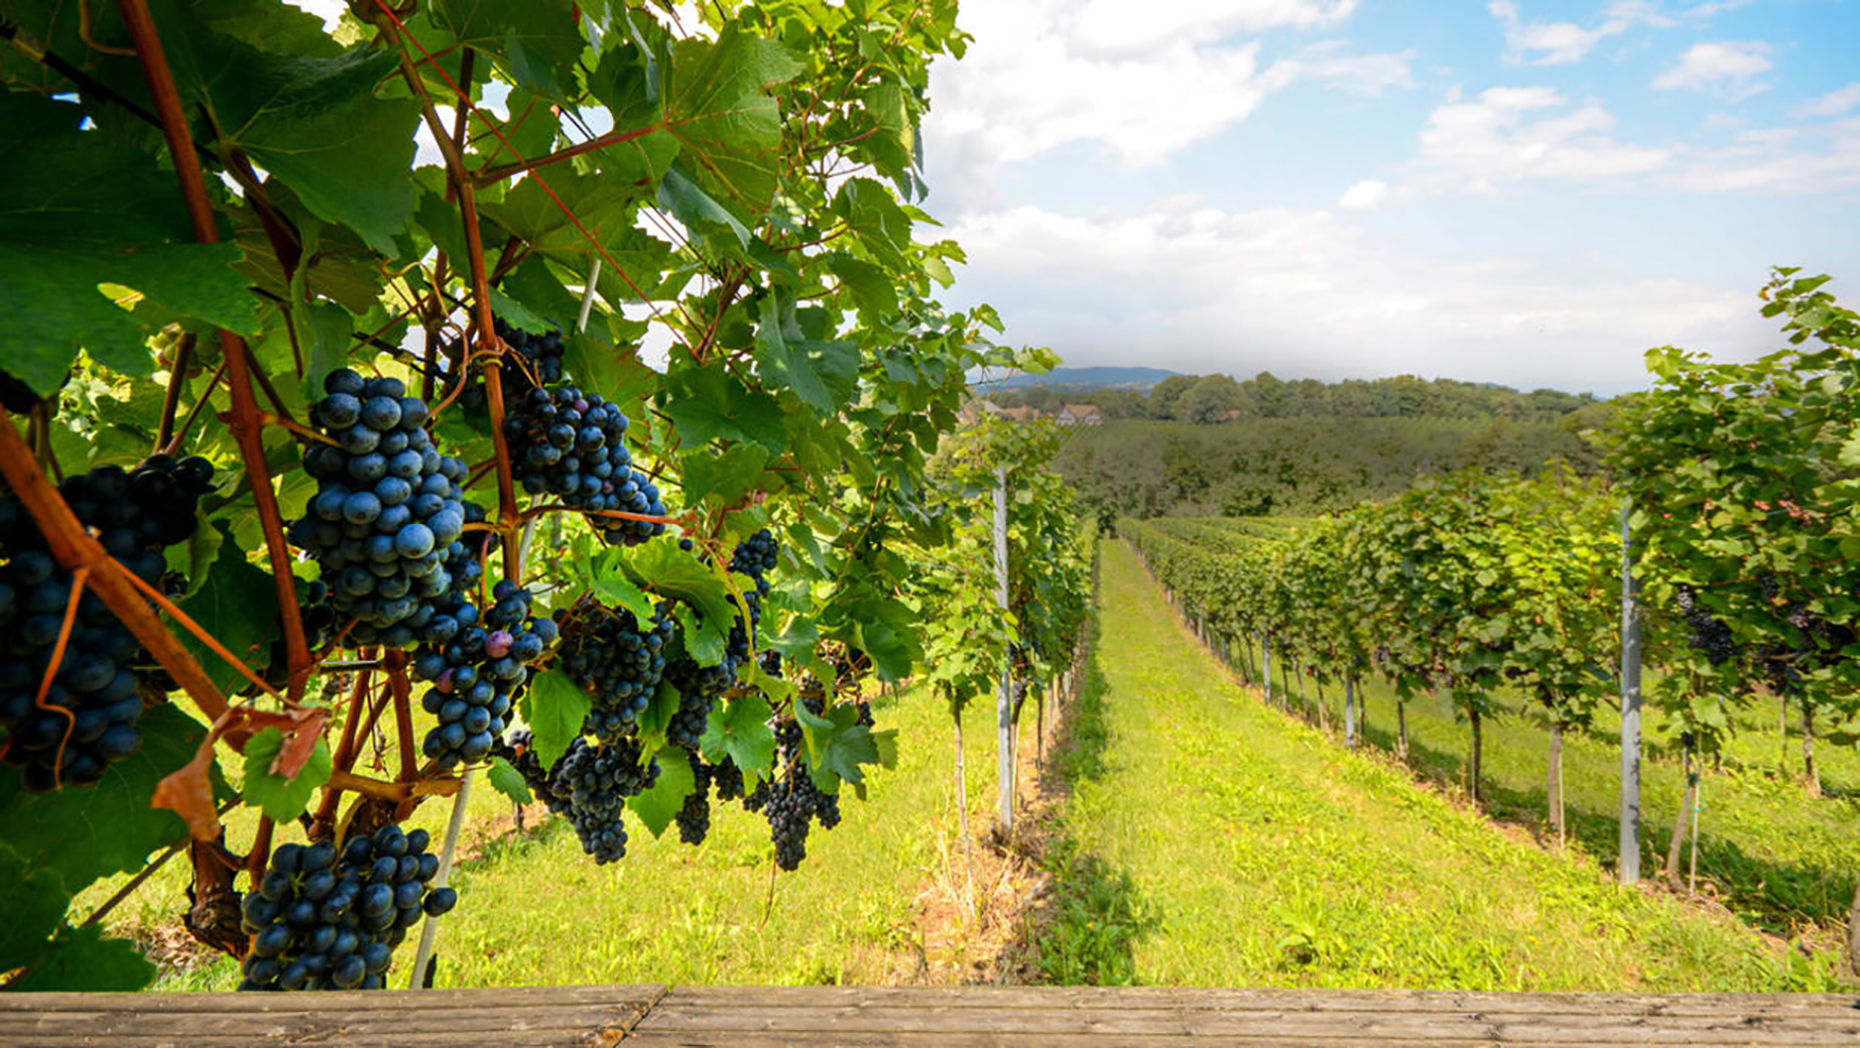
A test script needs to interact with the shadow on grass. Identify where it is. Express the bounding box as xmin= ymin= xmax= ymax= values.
xmin=1002 ymin=580 xmax=1162 ymax=986
xmin=1352 ymin=703 xmax=1857 ymax=935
